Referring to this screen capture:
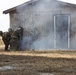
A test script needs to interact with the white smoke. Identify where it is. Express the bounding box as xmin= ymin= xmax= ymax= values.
xmin=12 ymin=0 xmax=76 ymax=50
